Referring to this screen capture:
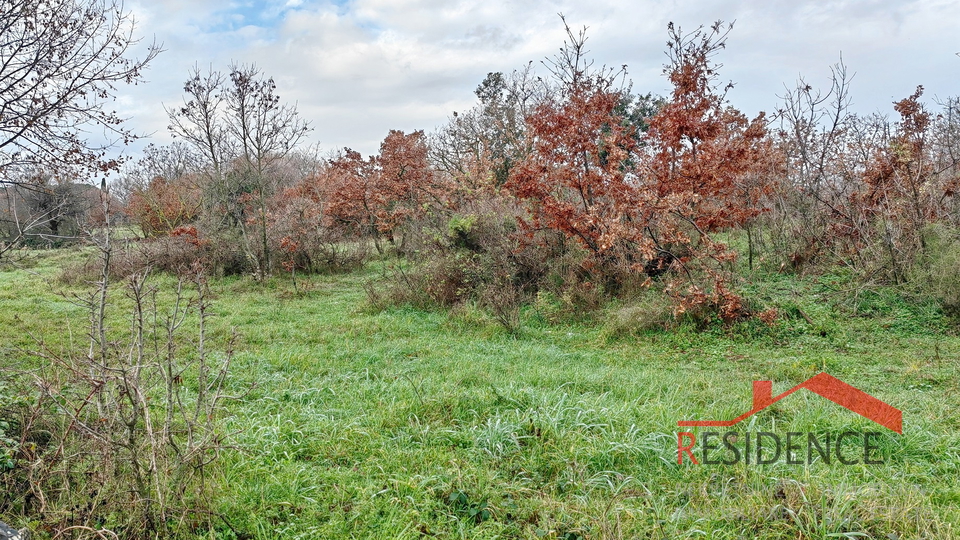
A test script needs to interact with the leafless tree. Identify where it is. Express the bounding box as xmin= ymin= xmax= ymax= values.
xmin=430 ymin=66 xmax=544 ymax=190
xmin=0 ymin=0 xmax=161 ymax=182
xmin=768 ymin=59 xmax=858 ymax=270
xmin=166 ymin=63 xmax=310 ymax=278
xmin=0 ymin=170 xmax=110 ymax=259
xmin=111 ymin=141 xmax=201 ymax=207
